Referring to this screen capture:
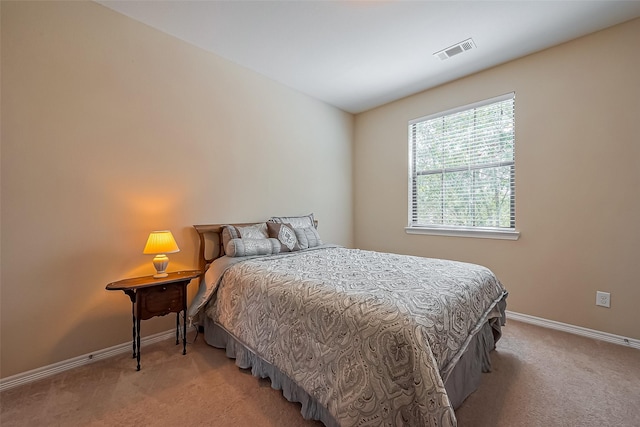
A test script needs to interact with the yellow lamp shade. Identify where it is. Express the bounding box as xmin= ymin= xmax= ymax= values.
xmin=143 ymin=230 xmax=180 ymax=255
